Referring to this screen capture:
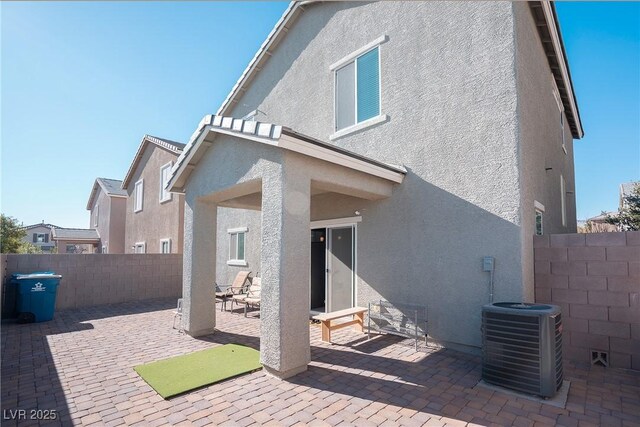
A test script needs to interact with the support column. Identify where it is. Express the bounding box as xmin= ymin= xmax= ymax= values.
xmin=260 ymin=164 xmax=311 ymax=379
xmin=182 ymin=197 xmax=217 ymax=336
